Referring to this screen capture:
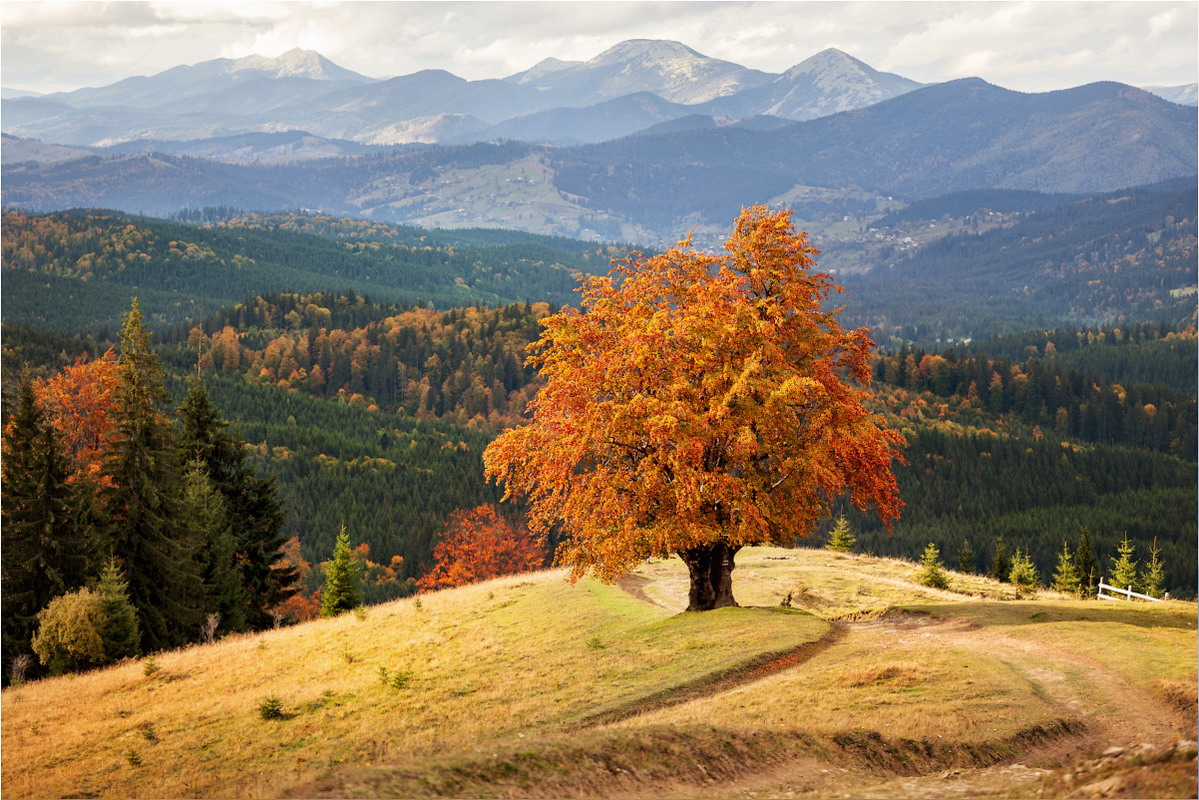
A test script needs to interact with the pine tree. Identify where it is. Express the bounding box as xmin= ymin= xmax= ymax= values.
xmin=1108 ymin=534 xmax=1139 ymax=594
xmin=990 ymin=535 xmax=1011 ymax=583
xmin=957 ymin=539 xmax=976 ymax=574
xmin=1050 ymin=540 xmax=1081 ymax=596
xmin=176 ymin=375 xmax=295 ymax=629
xmin=825 ymin=514 xmax=856 ymax=553
xmin=917 ymin=542 xmax=949 ymax=590
xmin=320 ymin=524 xmax=362 ymax=617
xmin=1141 ymin=537 xmax=1166 ymax=599
xmin=96 ymin=558 xmax=140 ymax=662
xmin=1073 ymin=527 xmax=1099 ymax=598
xmin=1009 ymin=548 xmax=1040 ymax=597
xmin=101 ymin=299 xmax=203 ymax=651
xmin=1 ymin=373 xmax=97 ymax=681
xmin=181 ymin=462 xmax=248 ymax=634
